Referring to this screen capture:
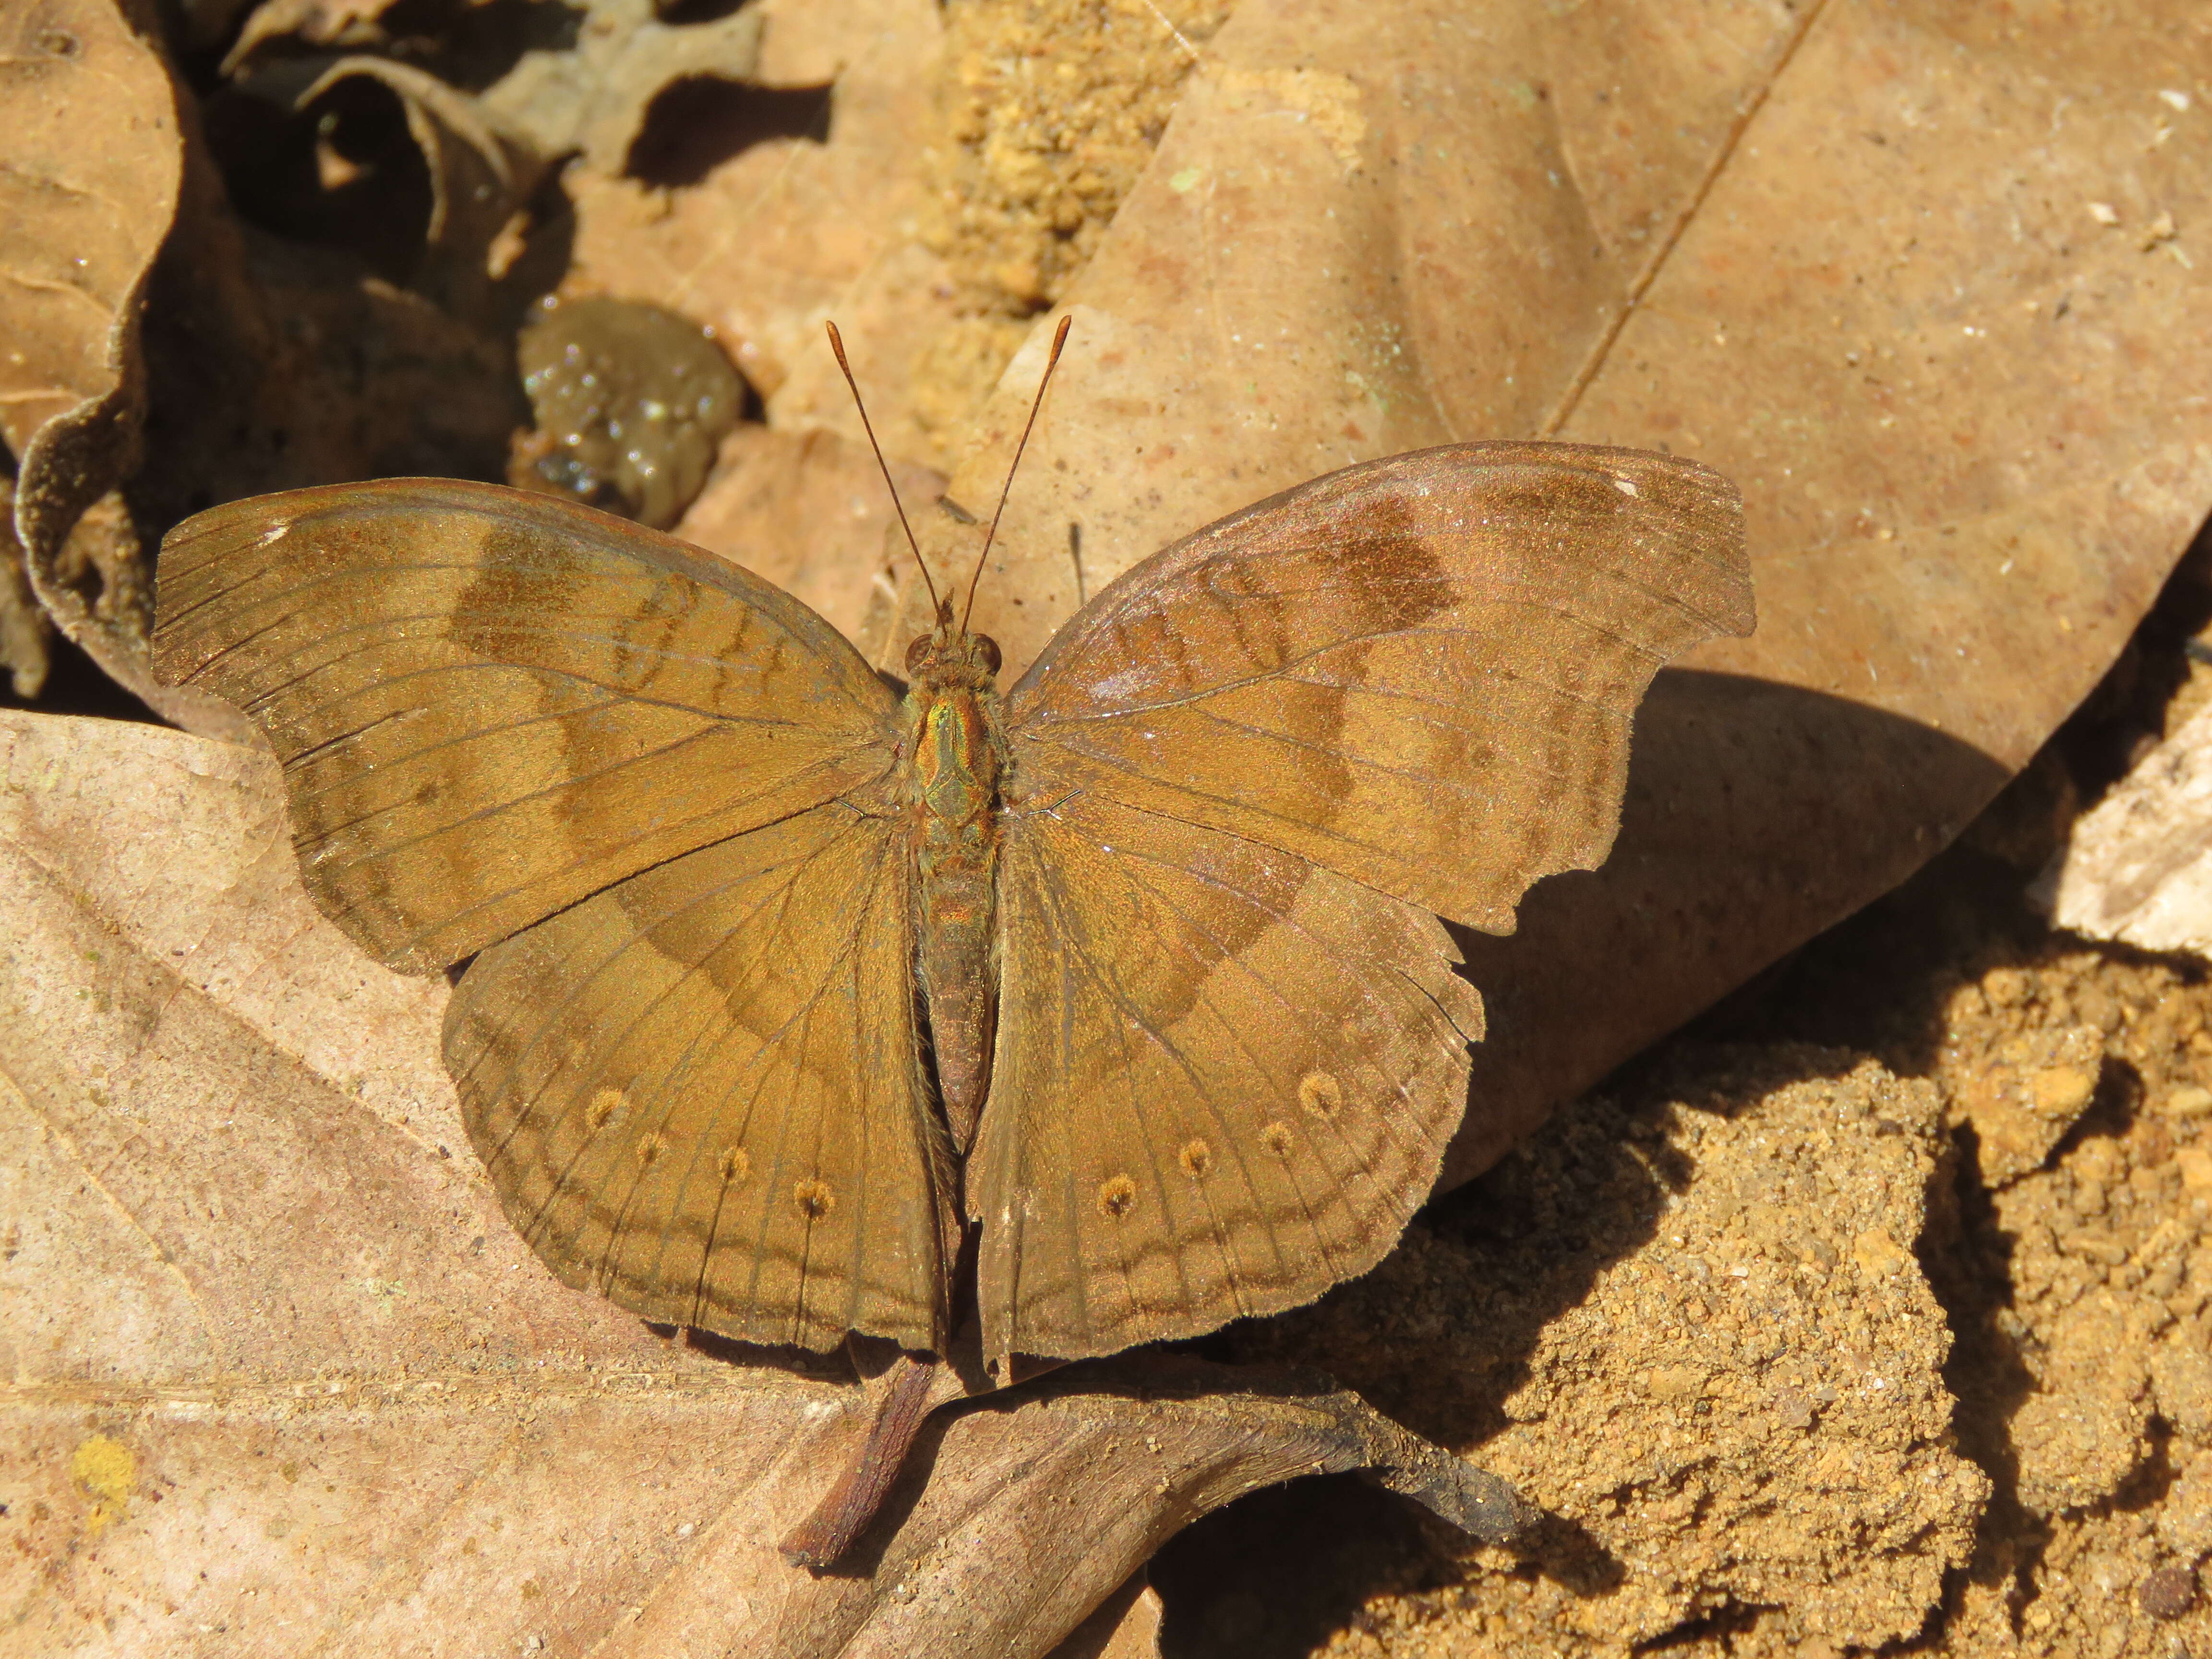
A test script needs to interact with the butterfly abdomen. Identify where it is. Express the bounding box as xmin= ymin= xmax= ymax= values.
xmin=905 ymin=659 xmax=1007 ymax=1153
